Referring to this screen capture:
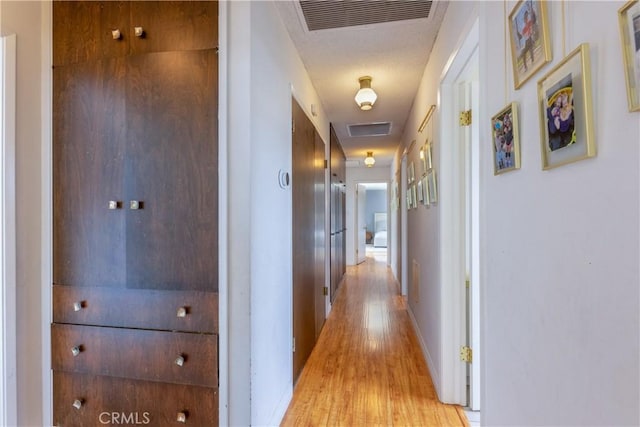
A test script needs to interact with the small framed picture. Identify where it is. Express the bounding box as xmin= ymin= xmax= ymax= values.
xmin=427 ymin=170 xmax=438 ymax=205
xmin=417 ymin=178 xmax=424 ymax=204
xmin=421 ymin=175 xmax=430 ymax=207
xmin=411 ymin=184 xmax=418 ymax=209
xmin=508 ymin=0 xmax=552 ymax=89
xmin=537 ymin=43 xmax=596 ymax=169
xmin=408 ymin=161 xmax=415 ymax=184
xmin=491 ymin=102 xmax=521 ymax=175
xmin=406 ymin=187 xmax=412 ymax=210
xmin=619 ymin=0 xmax=640 ymax=111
